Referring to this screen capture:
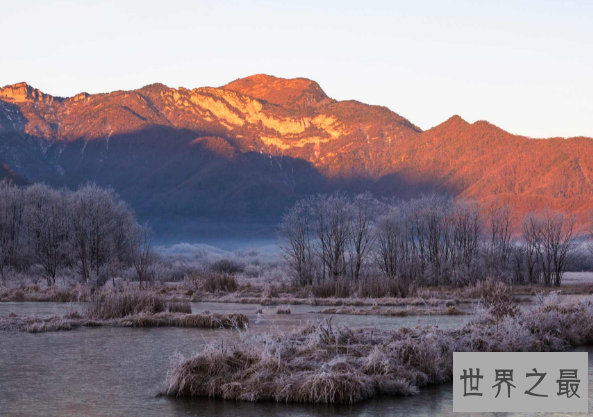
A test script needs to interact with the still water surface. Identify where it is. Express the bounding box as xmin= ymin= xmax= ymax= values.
xmin=0 ymin=302 xmax=590 ymax=416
